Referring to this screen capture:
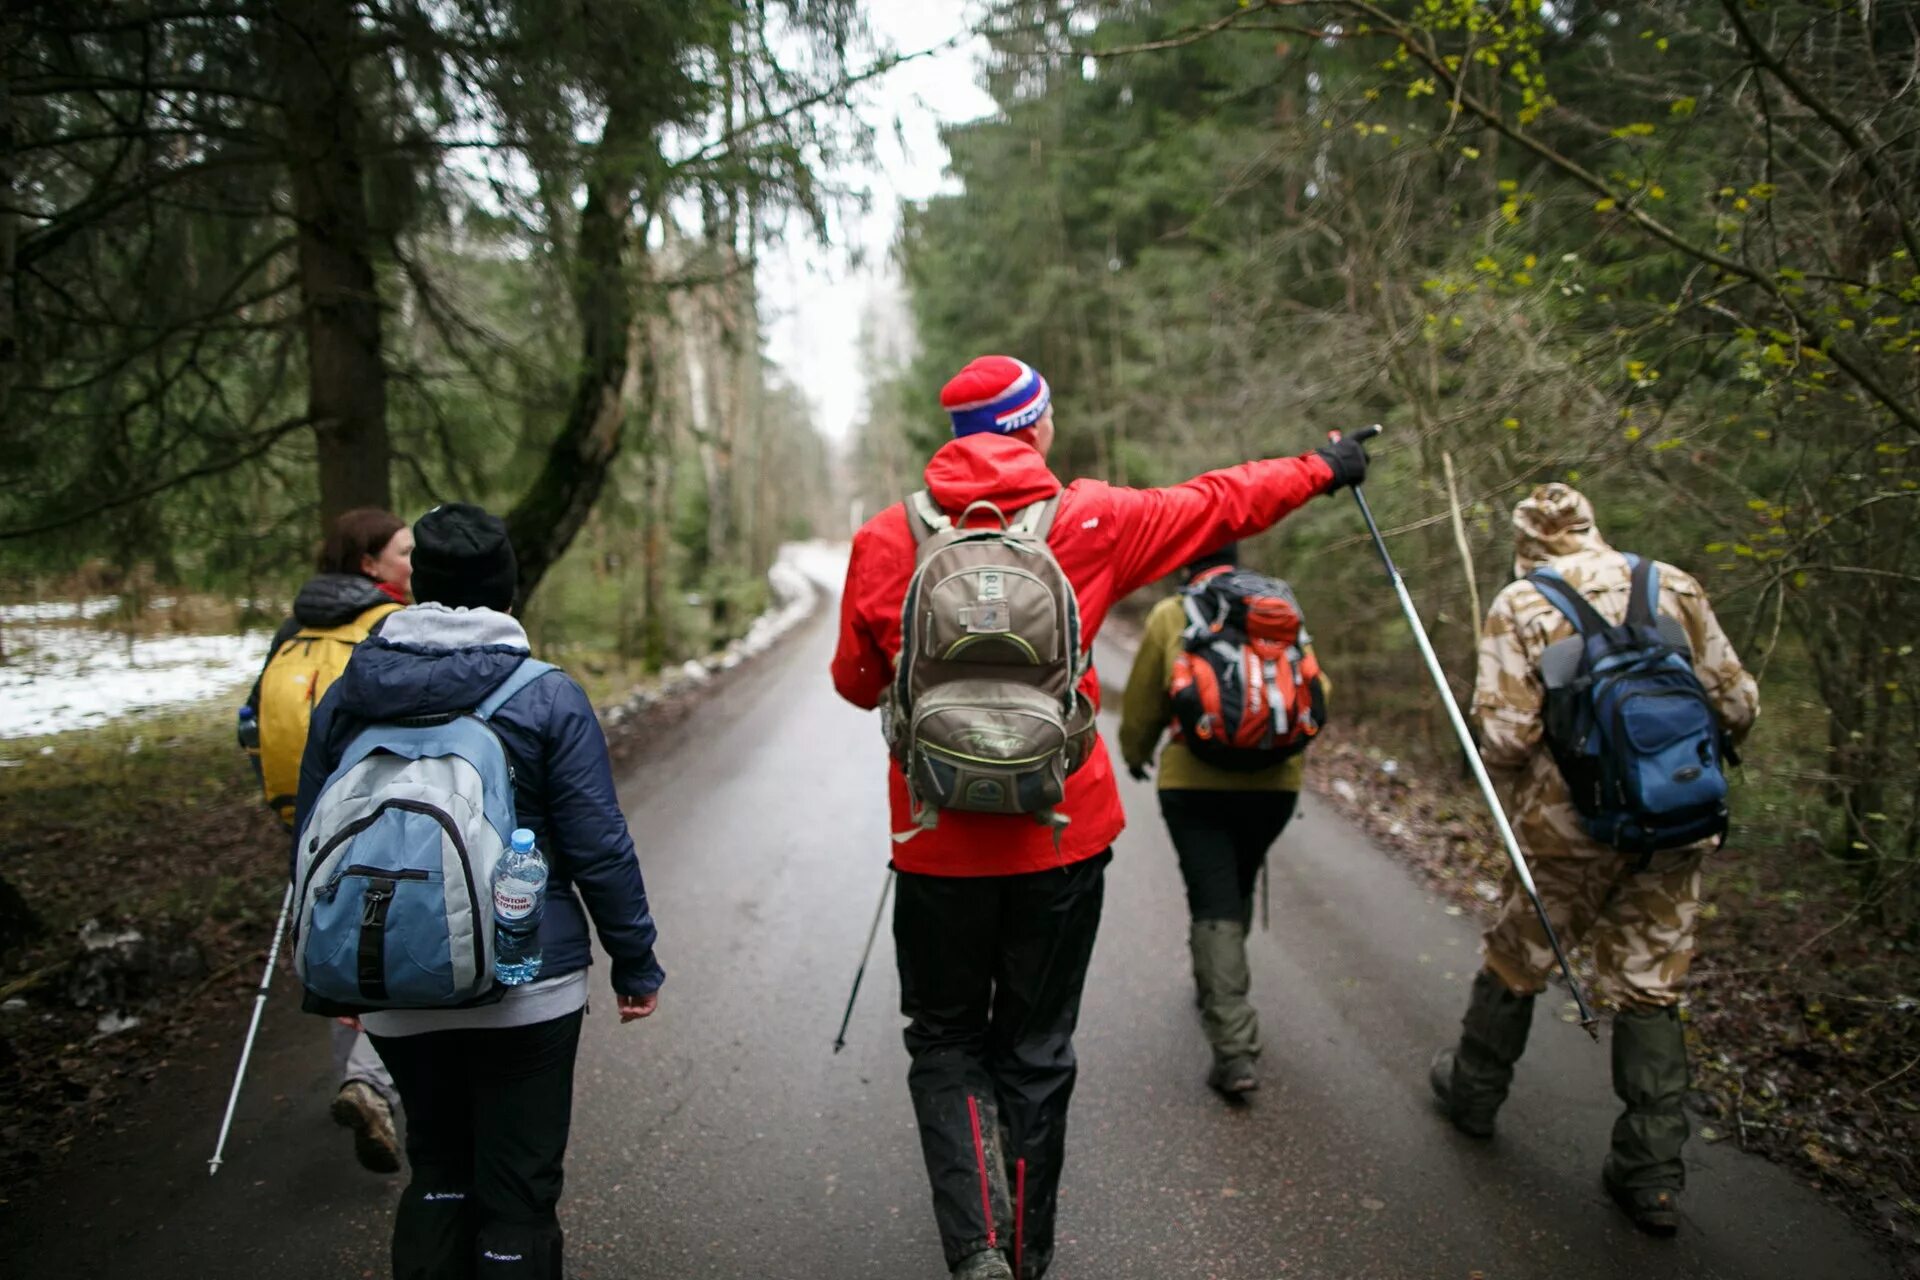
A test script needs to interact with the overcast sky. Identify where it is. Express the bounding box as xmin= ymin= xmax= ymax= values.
xmin=757 ymin=2 xmax=997 ymax=444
